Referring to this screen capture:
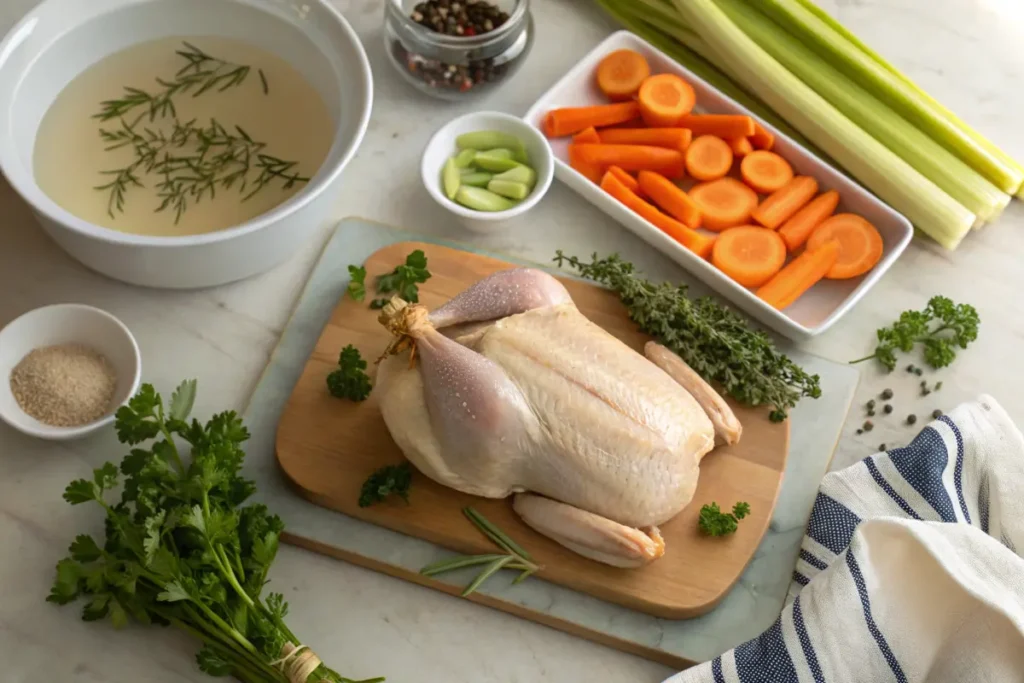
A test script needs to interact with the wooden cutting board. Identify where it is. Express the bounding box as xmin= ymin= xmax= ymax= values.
xmin=276 ymin=241 xmax=790 ymax=619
